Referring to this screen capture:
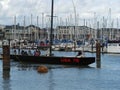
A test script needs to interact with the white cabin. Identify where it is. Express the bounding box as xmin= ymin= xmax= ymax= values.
xmin=107 ymin=41 xmax=120 ymax=54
